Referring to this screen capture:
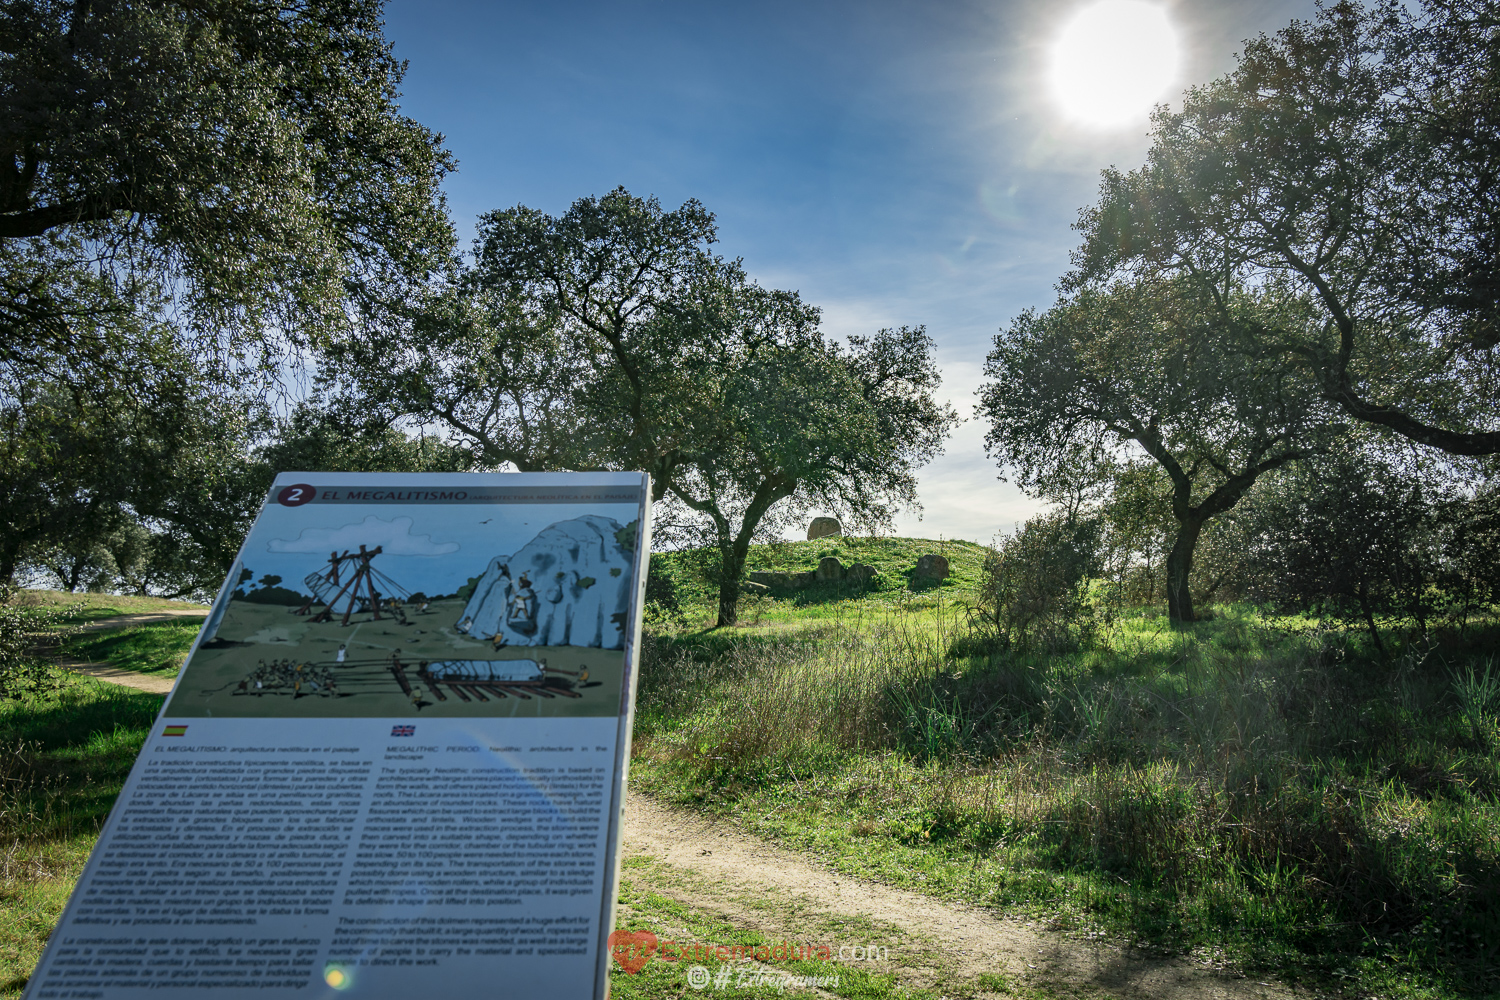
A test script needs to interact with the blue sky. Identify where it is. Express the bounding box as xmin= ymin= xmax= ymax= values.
xmin=383 ymin=0 xmax=1316 ymax=544
xmin=239 ymin=503 xmax=642 ymax=600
